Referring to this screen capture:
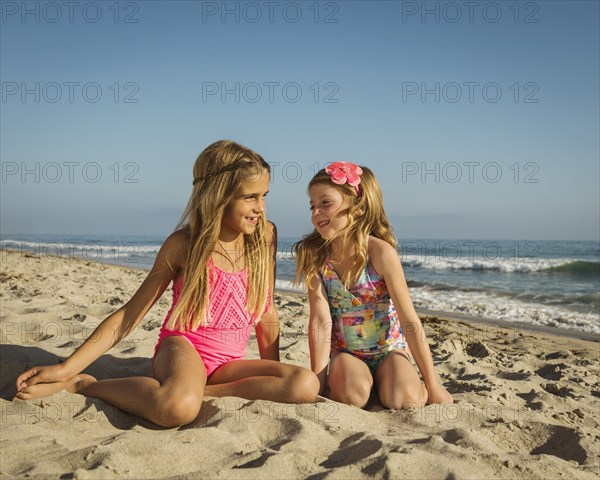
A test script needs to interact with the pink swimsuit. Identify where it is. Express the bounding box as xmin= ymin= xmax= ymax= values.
xmin=153 ymin=258 xmax=270 ymax=377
